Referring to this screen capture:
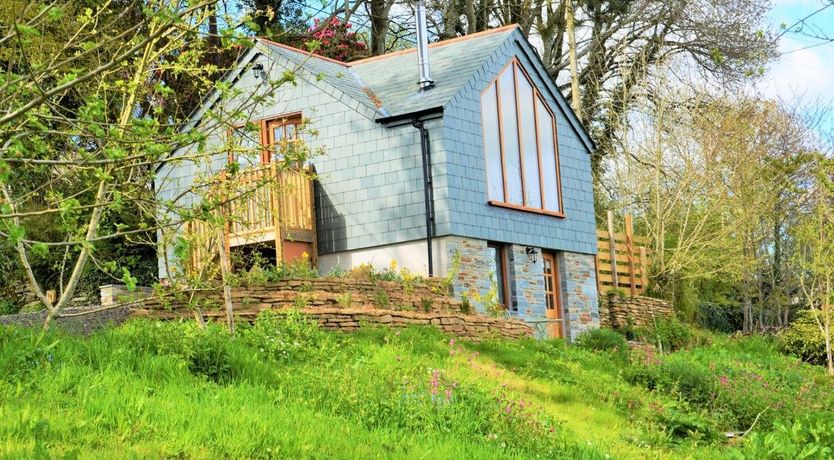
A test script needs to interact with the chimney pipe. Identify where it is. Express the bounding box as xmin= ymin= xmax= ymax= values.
xmin=415 ymin=0 xmax=434 ymax=90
